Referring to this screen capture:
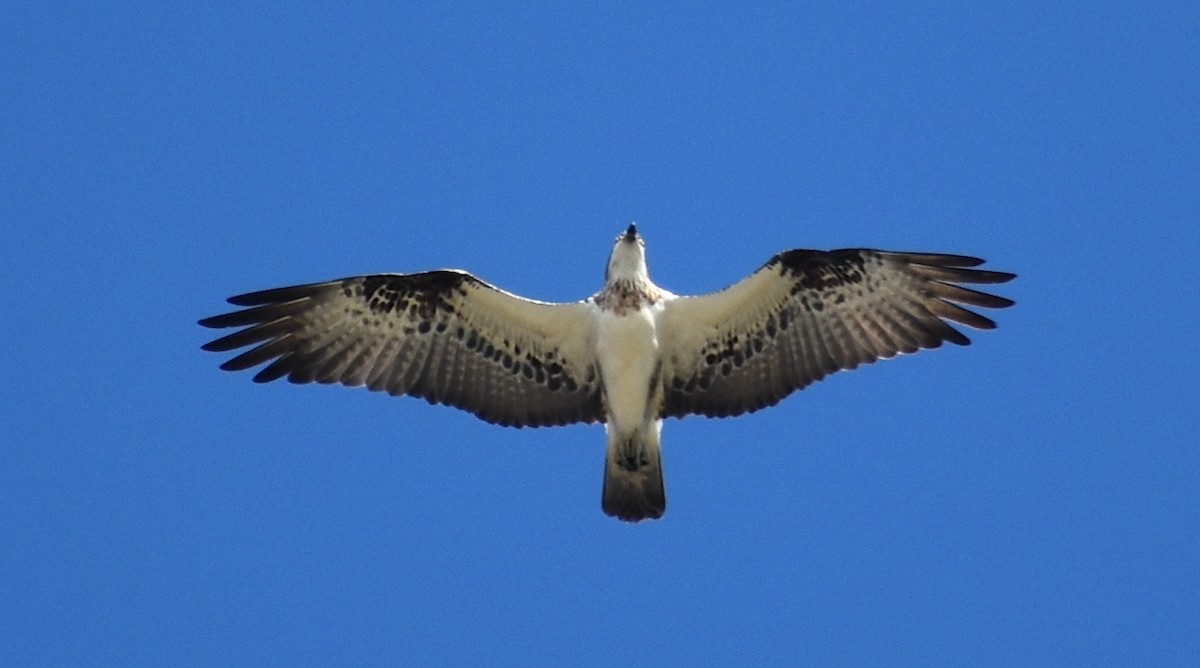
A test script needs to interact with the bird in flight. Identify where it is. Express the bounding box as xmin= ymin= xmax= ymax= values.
xmin=200 ymin=225 xmax=1014 ymax=522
